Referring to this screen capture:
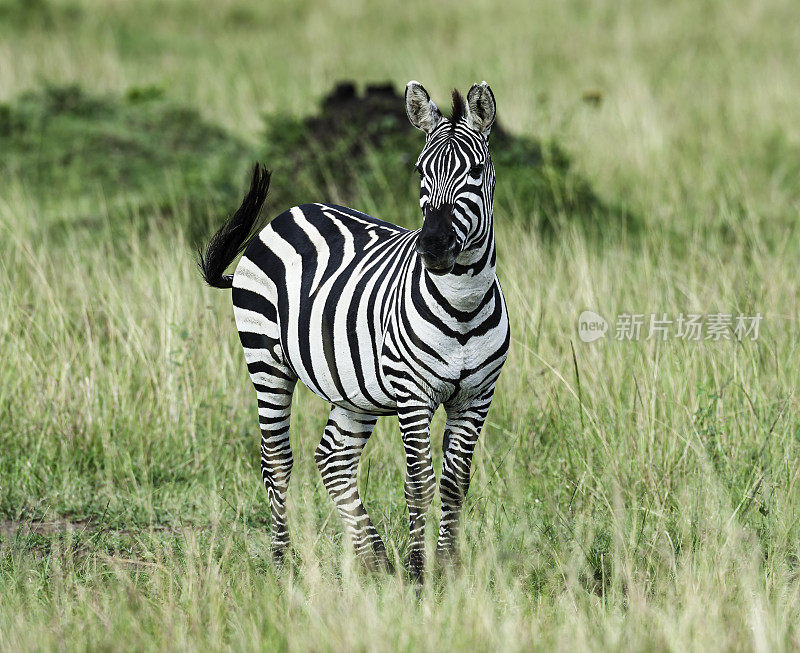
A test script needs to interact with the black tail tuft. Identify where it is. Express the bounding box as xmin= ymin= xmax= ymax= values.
xmin=198 ymin=164 xmax=271 ymax=289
